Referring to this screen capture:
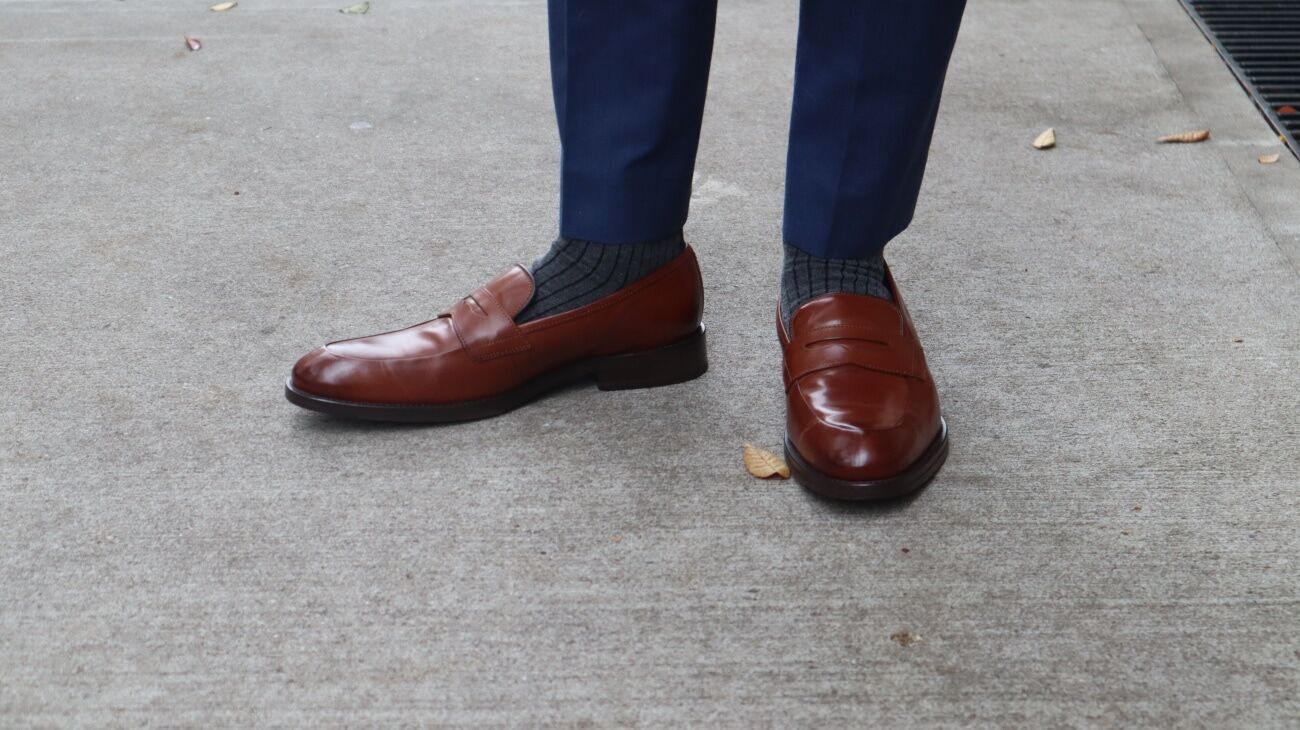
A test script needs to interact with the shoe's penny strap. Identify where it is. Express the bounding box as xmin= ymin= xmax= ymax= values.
xmin=786 ymin=317 xmax=924 ymax=381
xmin=445 ymin=266 xmax=534 ymax=361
